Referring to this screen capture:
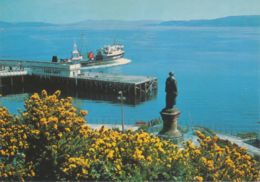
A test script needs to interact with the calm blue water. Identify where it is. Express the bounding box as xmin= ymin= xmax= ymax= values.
xmin=0 ymin=25 xmax=259 ymax=132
